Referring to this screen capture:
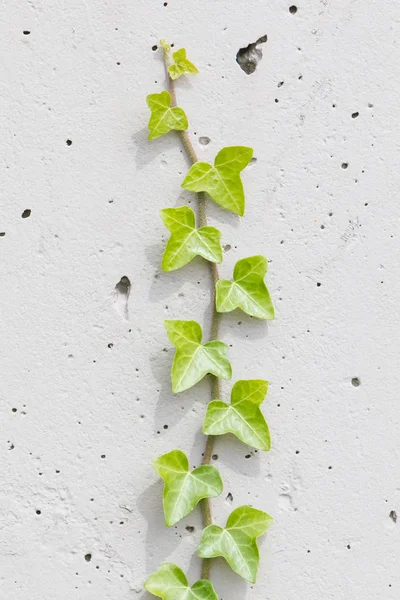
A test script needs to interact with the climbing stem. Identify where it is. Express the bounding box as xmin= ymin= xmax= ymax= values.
xmin=162 ymin=44 xmax=220 ymax=581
